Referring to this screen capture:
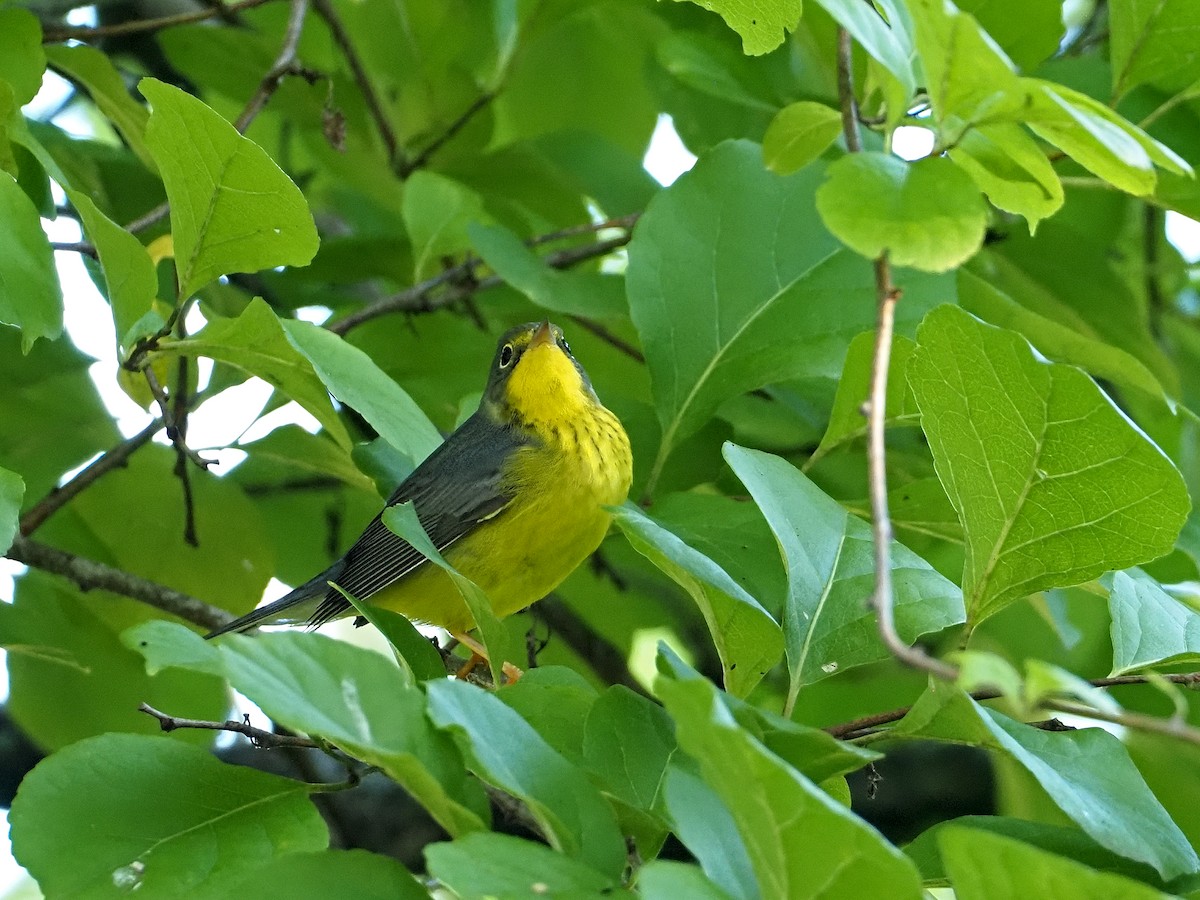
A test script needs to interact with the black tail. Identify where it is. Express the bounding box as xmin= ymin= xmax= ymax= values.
xmin=205 ymin=560 xmax=346 ymax=639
